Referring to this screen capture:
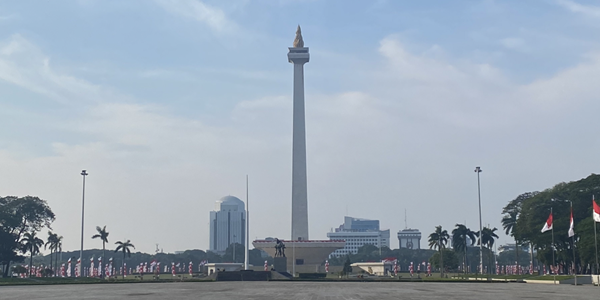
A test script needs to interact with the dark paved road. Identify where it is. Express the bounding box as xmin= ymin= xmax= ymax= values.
xmin=2 ymin=281 xmax=598 ymax=300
